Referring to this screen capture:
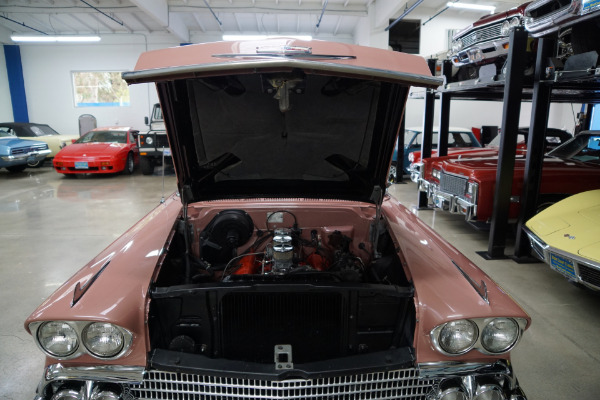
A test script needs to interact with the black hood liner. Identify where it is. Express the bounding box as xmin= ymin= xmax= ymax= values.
xmin=157 ymin=70 xmax=408 ymax=204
